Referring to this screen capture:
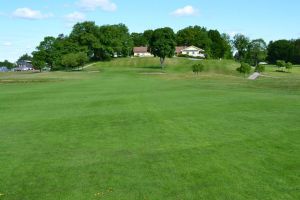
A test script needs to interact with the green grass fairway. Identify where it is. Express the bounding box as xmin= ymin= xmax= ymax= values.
xmin=0 ymin=58 xmax=299 ymax=199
